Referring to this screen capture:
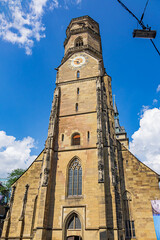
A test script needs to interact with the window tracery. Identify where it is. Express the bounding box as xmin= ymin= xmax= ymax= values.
xmin=67 ymin=213 xmax=81 ymax=229
xmin=68 ymin=159 xmax=82 ymax=196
